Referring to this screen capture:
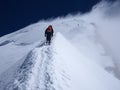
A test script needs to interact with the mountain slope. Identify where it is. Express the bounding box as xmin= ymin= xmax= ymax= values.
xmin=1 ymin=33 xmax=120 ymax=90
xmin=52 ymin=33 xmax=120 ymax=90
xmin=0 ymin=18 xmax=115 ymax=75
xmin=0 ymin=16 xmax=119 ymax=90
